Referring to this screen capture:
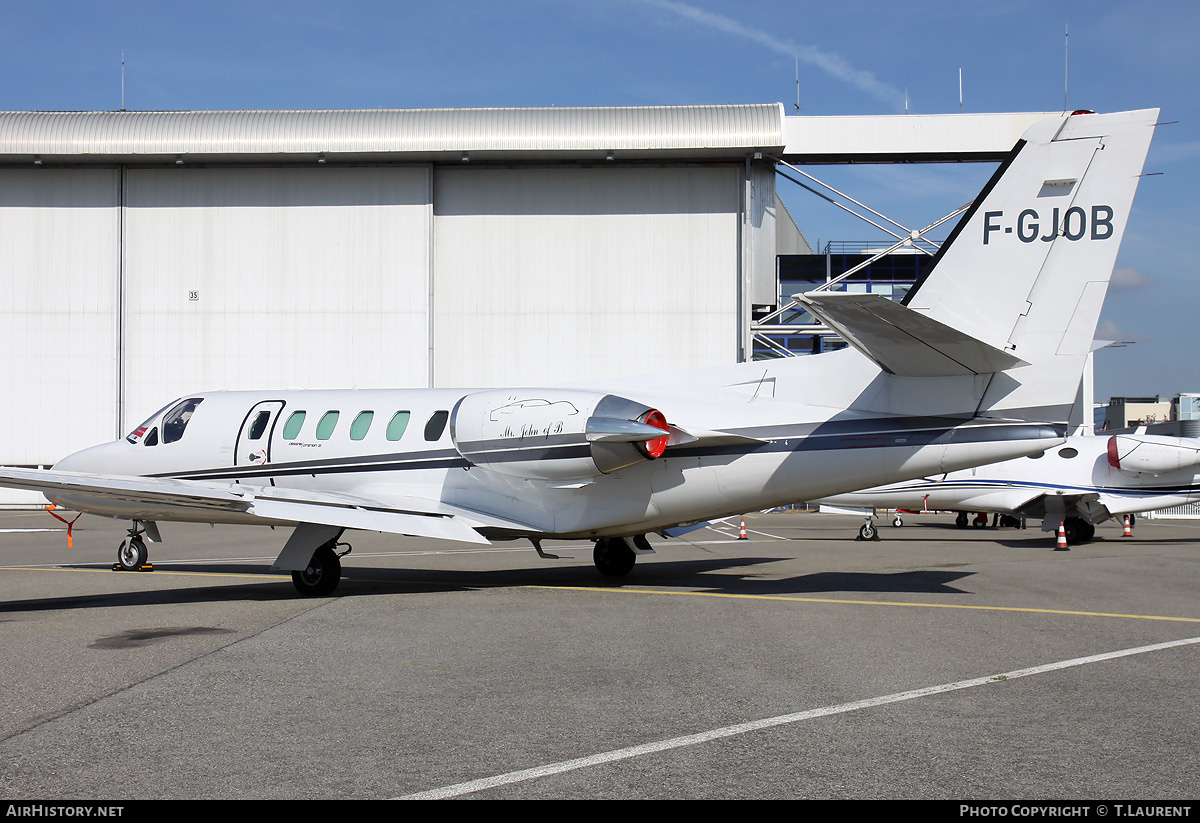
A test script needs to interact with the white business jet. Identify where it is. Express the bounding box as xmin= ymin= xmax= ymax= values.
xmin=0 ymin=109 xmax=1159 ymax=595
xmin=816 ymin=431 xmax=1200 ymax=545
